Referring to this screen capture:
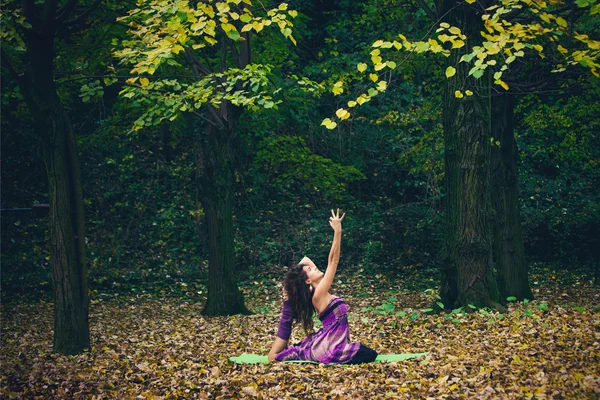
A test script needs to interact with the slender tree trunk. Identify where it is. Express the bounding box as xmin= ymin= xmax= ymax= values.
xmin=14 ymin=27 xmax=90 ymax=354
xmin=491 ymin=94 xmax=534 ymax=301
xmin=196 ymin=114 xmax=249 ymax=316
xmin=439 ymin=1 xmax=503 ymax=311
